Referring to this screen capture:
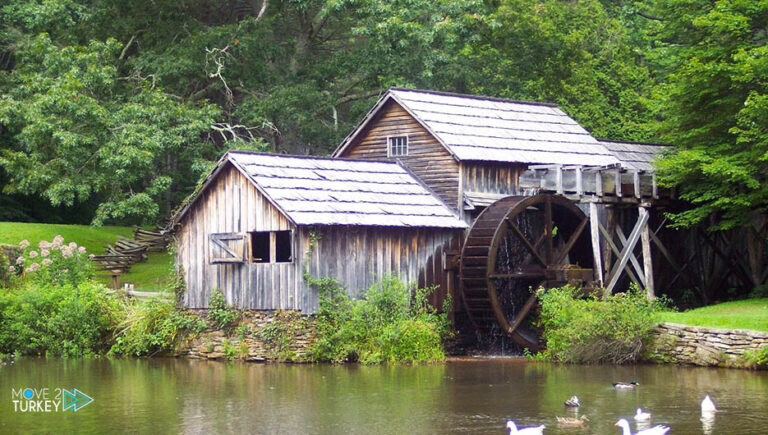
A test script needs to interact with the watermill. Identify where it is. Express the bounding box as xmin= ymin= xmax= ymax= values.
xmin=460 ymin=194 xmax=595 ymax=350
